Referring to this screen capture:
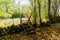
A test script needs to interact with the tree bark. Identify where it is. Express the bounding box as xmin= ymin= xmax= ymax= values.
xmin=5 ymin=0 xmax=8 ymax=13
xmin=38 ymin=0 xmax=41 ymax=25
xmin=48 ymin=0 xmax=52 ymax=23
xmin=33 ymin=0 xmax=37 ymax=24
xmin=54 ymin=0 xmax=57 ymax=21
